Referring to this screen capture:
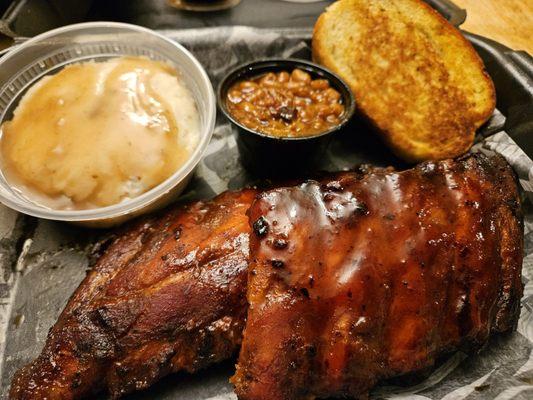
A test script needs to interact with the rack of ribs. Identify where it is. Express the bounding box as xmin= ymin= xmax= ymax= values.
xmin=8 ymin=171 xmax=355 ymax=400
xmin=10 ymin=188 xmax=257 ymax=400
xmin=233 ymin=153 xmax=523 ymax=400
xmin=10 ymin=153 xmax=523 ymax=400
